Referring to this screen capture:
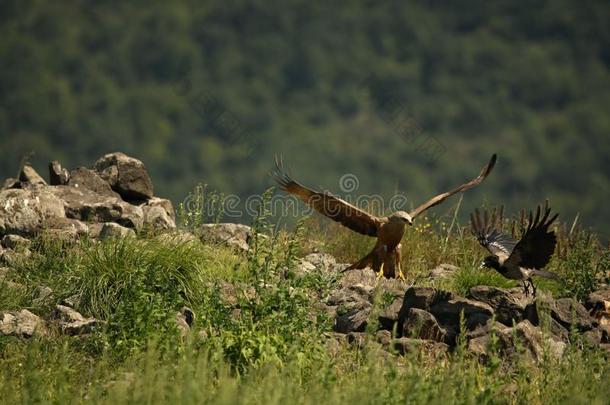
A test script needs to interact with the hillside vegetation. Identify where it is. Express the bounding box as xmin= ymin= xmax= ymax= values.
xmin=1 ymin=185 xmax=609 ymax=403
xmin=1 ymin=0 xmax=609 ymax=238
